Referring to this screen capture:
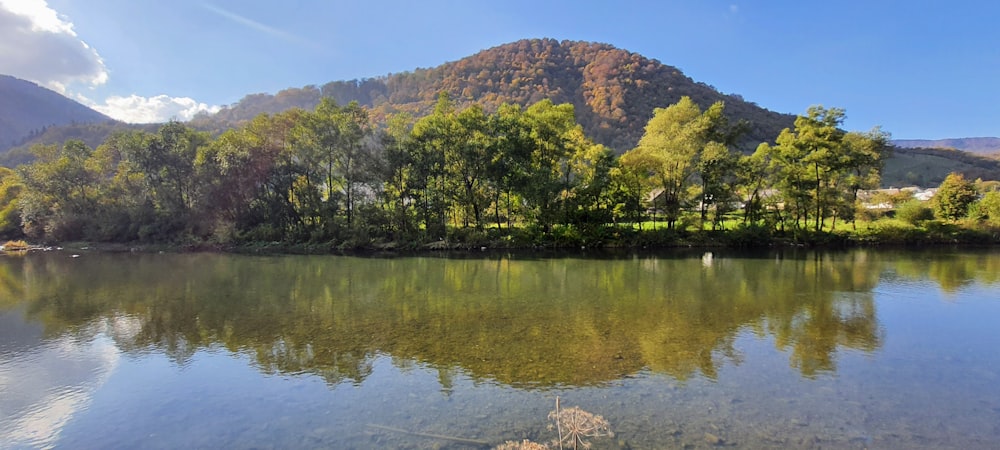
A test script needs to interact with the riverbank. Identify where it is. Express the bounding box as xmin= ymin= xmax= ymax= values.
xmin=7 ymin=219 xmax=998 ymax=256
